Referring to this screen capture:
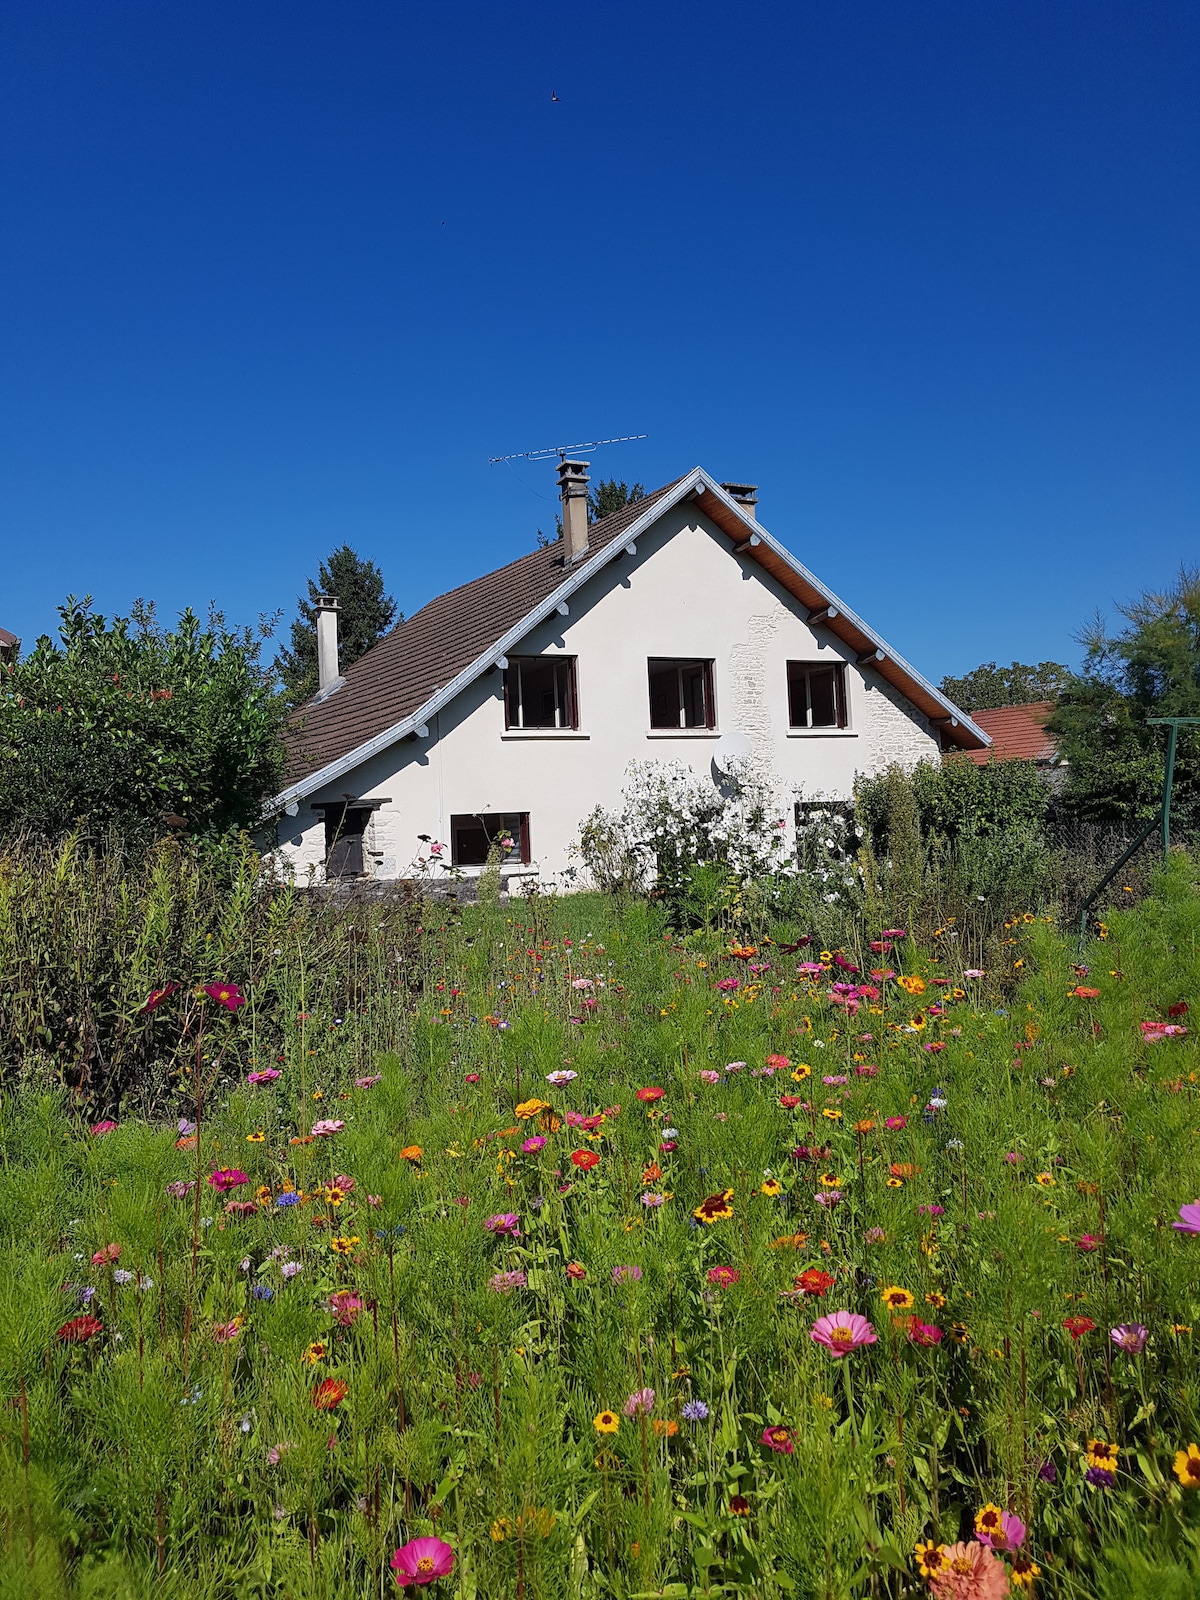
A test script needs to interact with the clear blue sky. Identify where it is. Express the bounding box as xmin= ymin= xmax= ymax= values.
xmin=3 ymin=1 xmax=1196 ymax=681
